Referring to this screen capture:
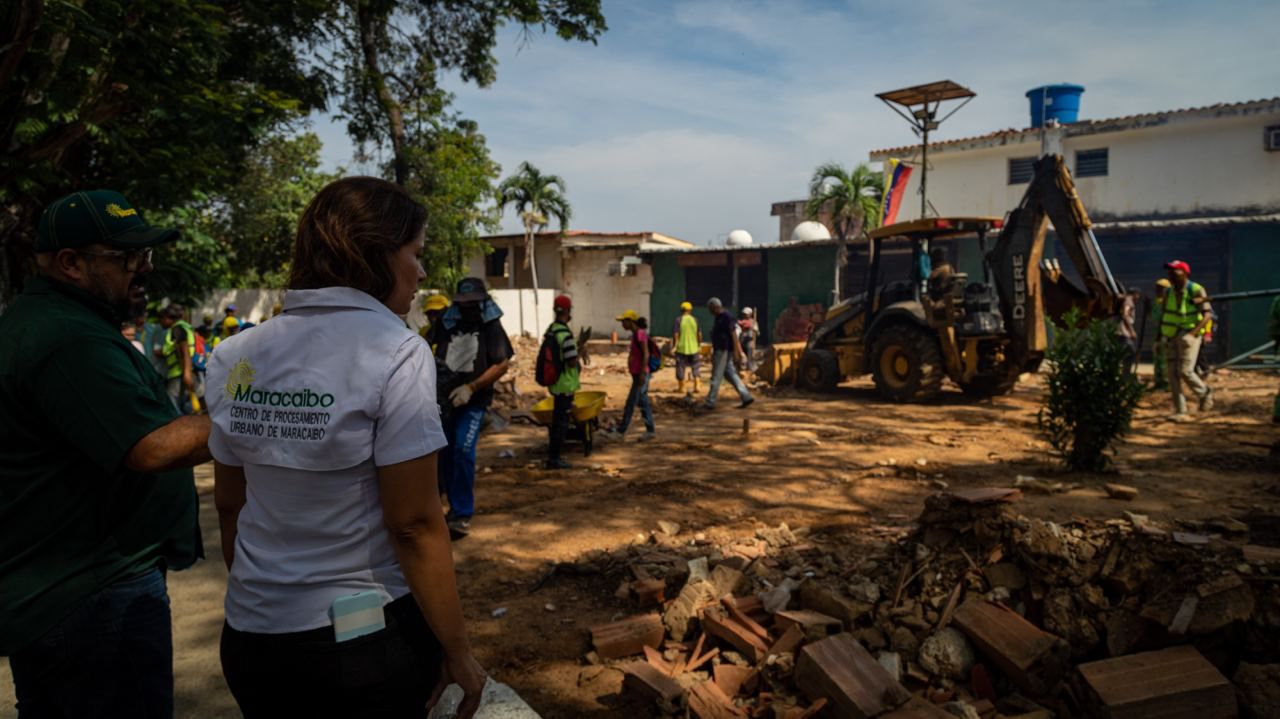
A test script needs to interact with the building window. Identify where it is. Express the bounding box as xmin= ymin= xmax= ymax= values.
xmin=1075 ymin=148 xmax=1109 ymax=177
xmin=1007 ymin=157 xmax=1036 ymax=184
xmin=1266 ymin=125 xmax=1280 ymax=151
xmin=486 ymin=248 xmax=509 ymax=278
